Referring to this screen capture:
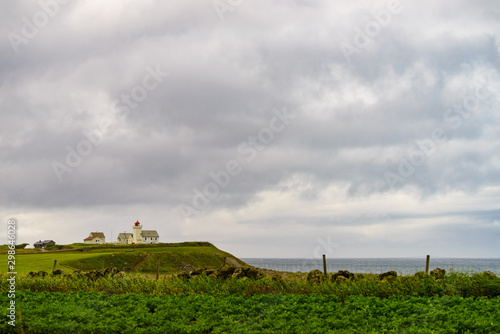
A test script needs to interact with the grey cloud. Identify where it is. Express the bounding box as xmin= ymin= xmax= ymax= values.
xmin=1 ymin=0 xmax=499 ymax=257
